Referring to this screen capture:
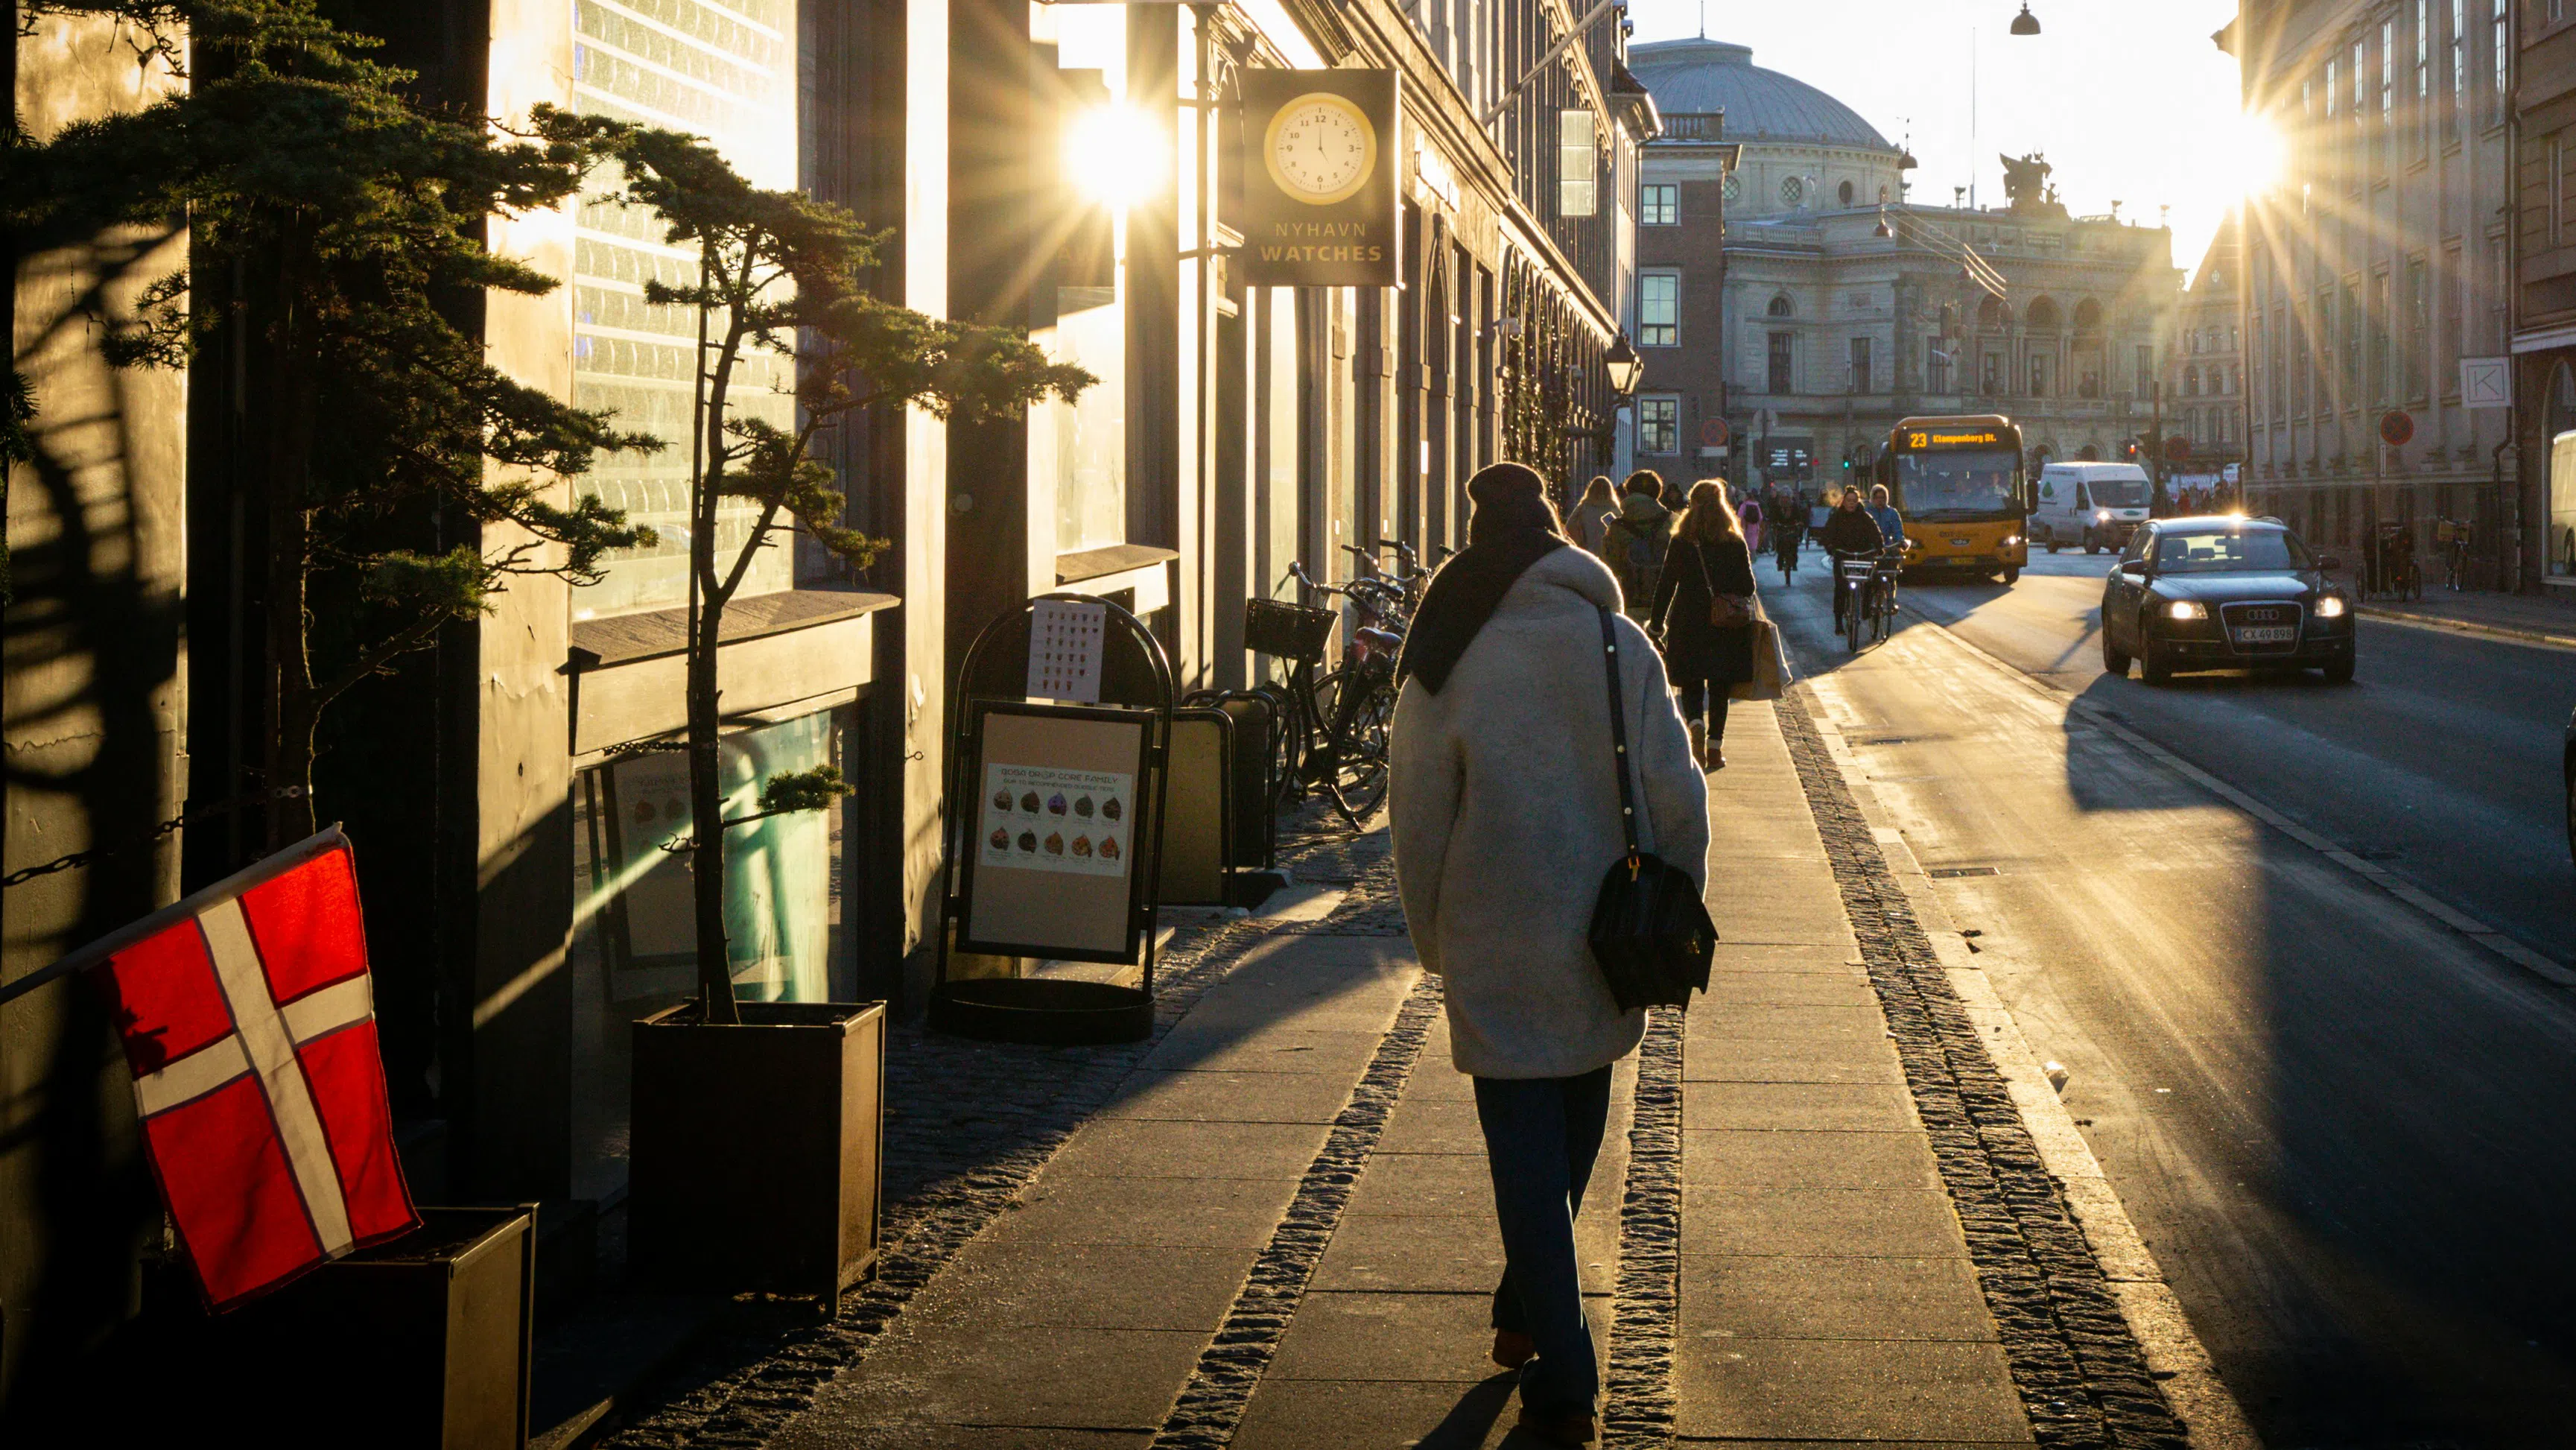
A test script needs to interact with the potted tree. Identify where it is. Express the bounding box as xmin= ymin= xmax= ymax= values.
xmin=563 ymin=119 xmax=1091 ymax=1298
xmin=6 ymin=2 xmax=637 ymax=1434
